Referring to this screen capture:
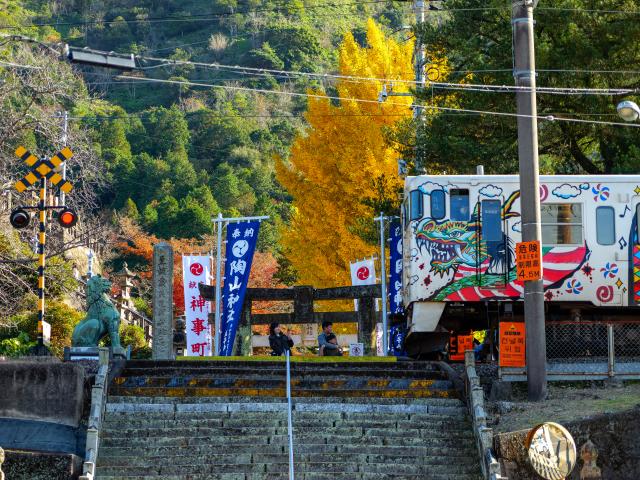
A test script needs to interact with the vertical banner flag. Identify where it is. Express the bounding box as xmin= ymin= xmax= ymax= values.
xmin=389 ymin=220 xmax=404 ymax=315
xmin=220 ymin=221 xmax=261 ymax=356
xmin=350 ymin=258 xmax=376 ymax=286
xmin=350 ymin=258 xmax=376 ymax=311
xmin=183 ymin=255 xmax=212 ymax=357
